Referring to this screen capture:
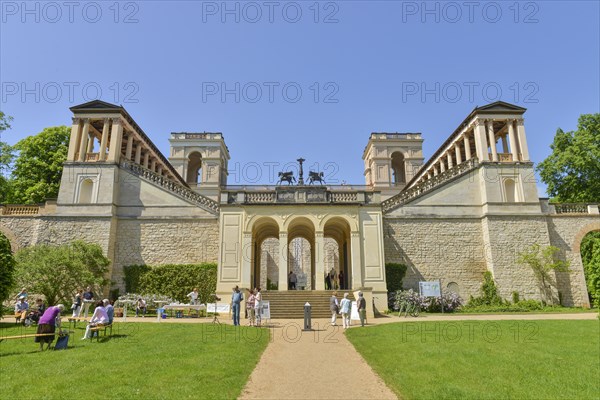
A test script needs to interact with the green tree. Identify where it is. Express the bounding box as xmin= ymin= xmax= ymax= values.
xmin=14 ymin=241 xmax=110 ymax=305
xmin=518 ymin=244 xmax=570 ymax=306
xmin=537 ymin=114 xmax=600 ymax=202
xmin=0 ymin=232 xmax=16 ymax=317
xmin=8 ymin=126 xmax=70 ymax=204
xmin=580 ymin=231 xmax=600 ymax=308
xmin=0 ymin=112 xmax=15 ymax=203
